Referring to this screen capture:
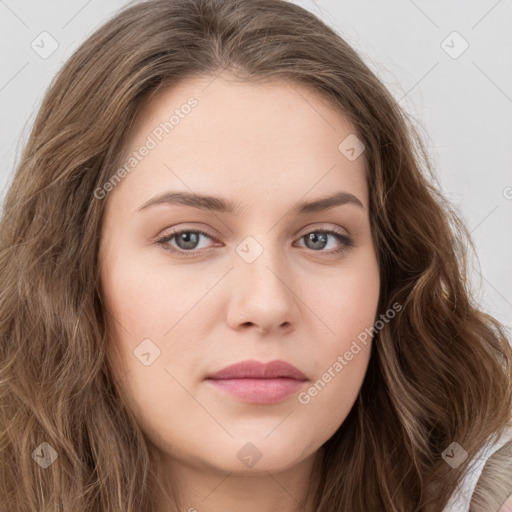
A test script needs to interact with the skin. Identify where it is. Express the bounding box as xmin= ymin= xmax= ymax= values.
xmin=98 ymin=74 xmax=380 ymax=512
